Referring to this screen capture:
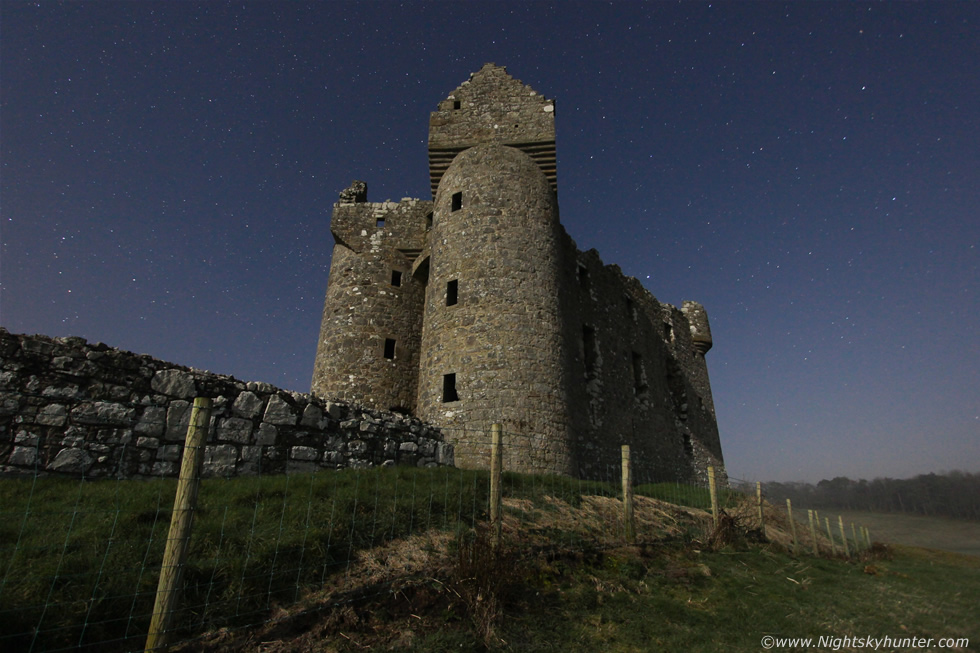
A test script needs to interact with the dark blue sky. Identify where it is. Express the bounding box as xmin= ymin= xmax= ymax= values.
xmin=2 ymin=1 xmax=977 ymax=482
